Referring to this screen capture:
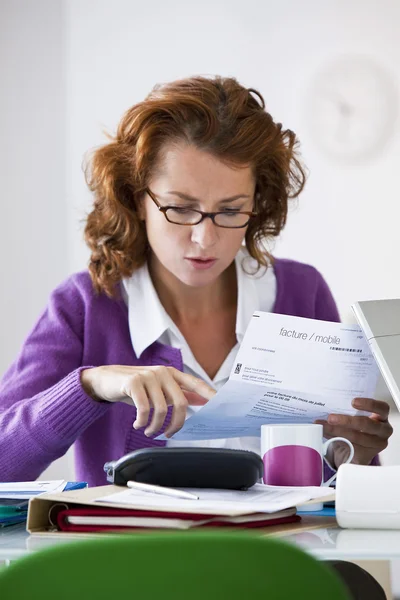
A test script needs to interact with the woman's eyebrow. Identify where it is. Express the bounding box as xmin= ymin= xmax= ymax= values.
xmin=166 ymin=191 xmax=251 ymax=203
